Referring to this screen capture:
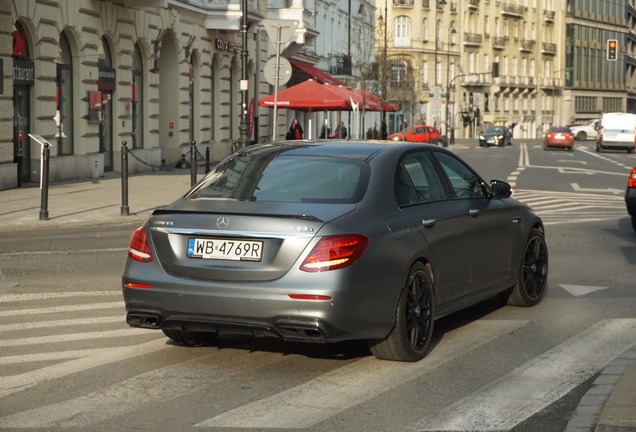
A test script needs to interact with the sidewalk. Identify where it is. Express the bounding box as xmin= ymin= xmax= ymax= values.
xmin=0 ymin=169 xmax=193 ymax=231
xmin=0 ymin=167 xmax=635 ymax=432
